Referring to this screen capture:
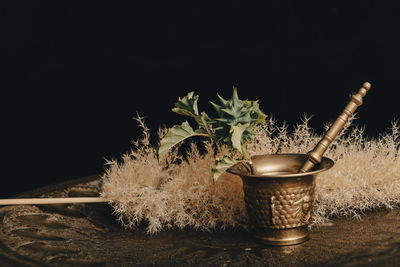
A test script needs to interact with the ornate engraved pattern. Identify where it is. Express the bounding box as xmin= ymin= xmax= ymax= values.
xmin=243 ymin=183 xmax=315 ymax=229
